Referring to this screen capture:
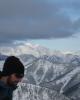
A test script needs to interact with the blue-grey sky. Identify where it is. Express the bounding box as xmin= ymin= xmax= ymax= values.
xmin=0 ymin=0 xmax=80 ymax=51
